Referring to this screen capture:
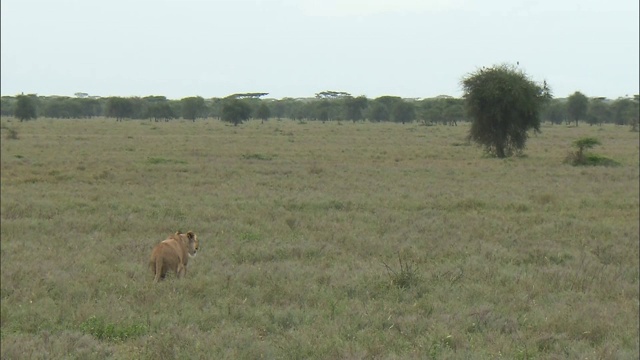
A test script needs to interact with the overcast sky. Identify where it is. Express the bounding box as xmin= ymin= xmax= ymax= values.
xmin=1 ymin=0 xmax=638 ymax=100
